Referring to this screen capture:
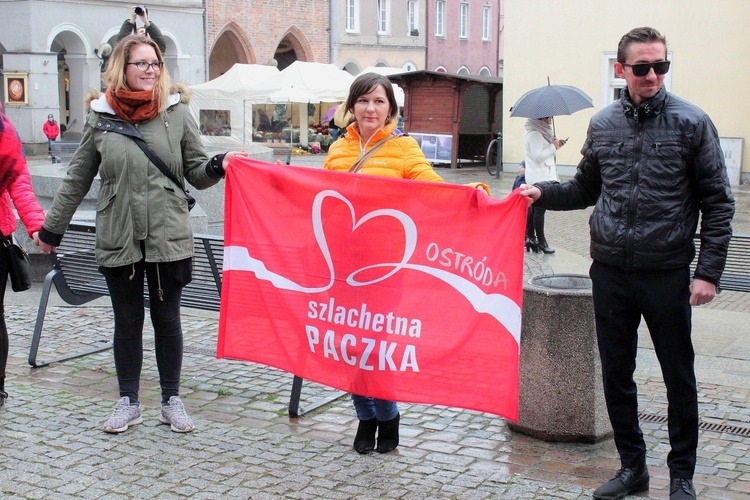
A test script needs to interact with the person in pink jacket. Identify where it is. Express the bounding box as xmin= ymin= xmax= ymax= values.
xmin=0 ymin=106 xmax=46 ymax=407
xmin=43 ymin=114 xmax=60 ymax=157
